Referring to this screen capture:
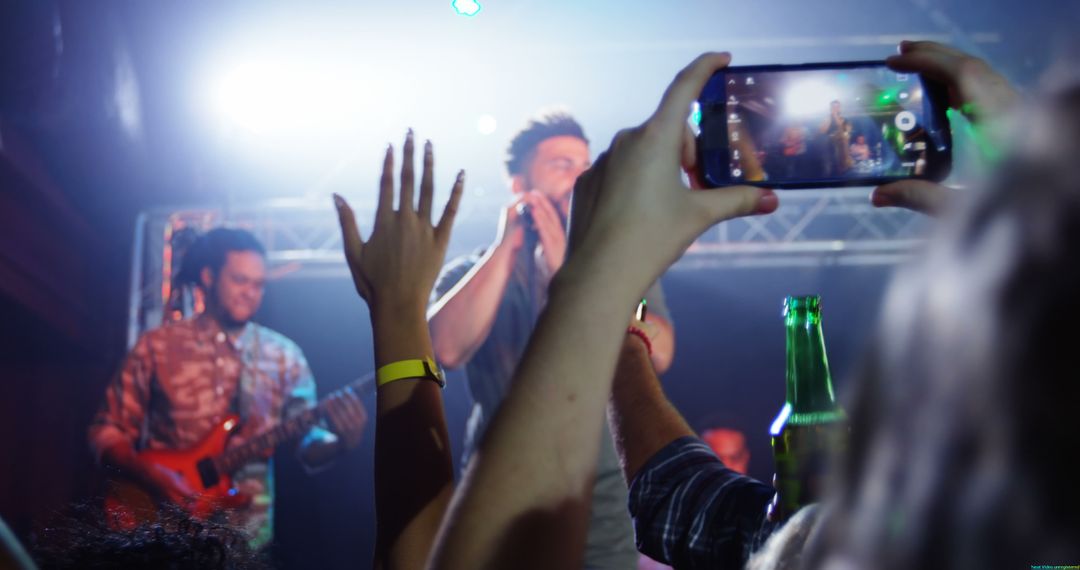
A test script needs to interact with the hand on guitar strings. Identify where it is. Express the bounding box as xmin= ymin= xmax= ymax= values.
xmin=148 ymin=462 xmax=197 ymax=507
xmin=325 ymin=387 xmax=368 ymax=450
